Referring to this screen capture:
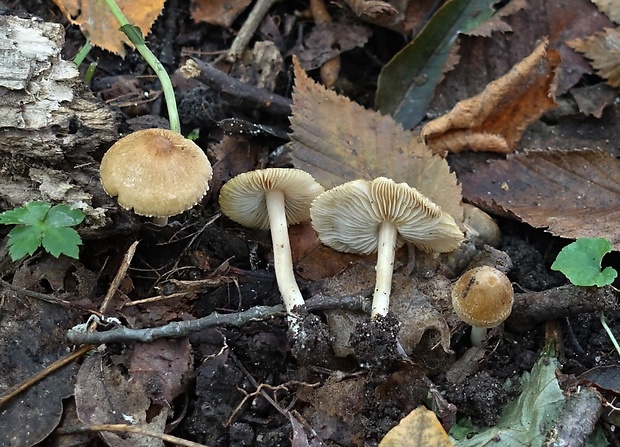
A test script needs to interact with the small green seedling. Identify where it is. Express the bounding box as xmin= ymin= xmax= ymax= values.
xmin=0 ymin=202 xmax=85 ymax=261
xmin=551 ymin=237 xmax=617 ymax=287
